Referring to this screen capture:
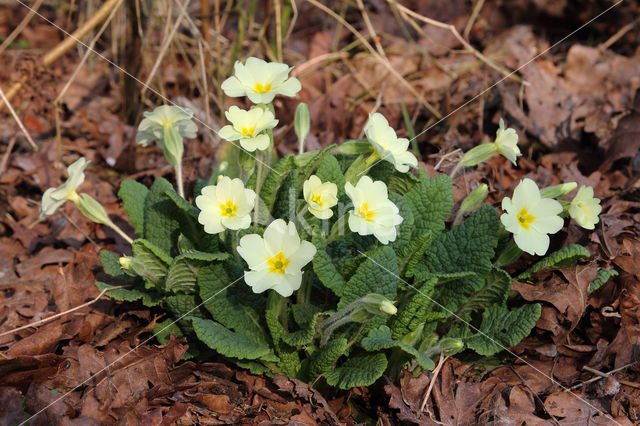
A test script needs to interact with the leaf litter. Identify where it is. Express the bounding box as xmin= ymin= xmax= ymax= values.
xmin=0 ymin=0 xmax=639 ymax=423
